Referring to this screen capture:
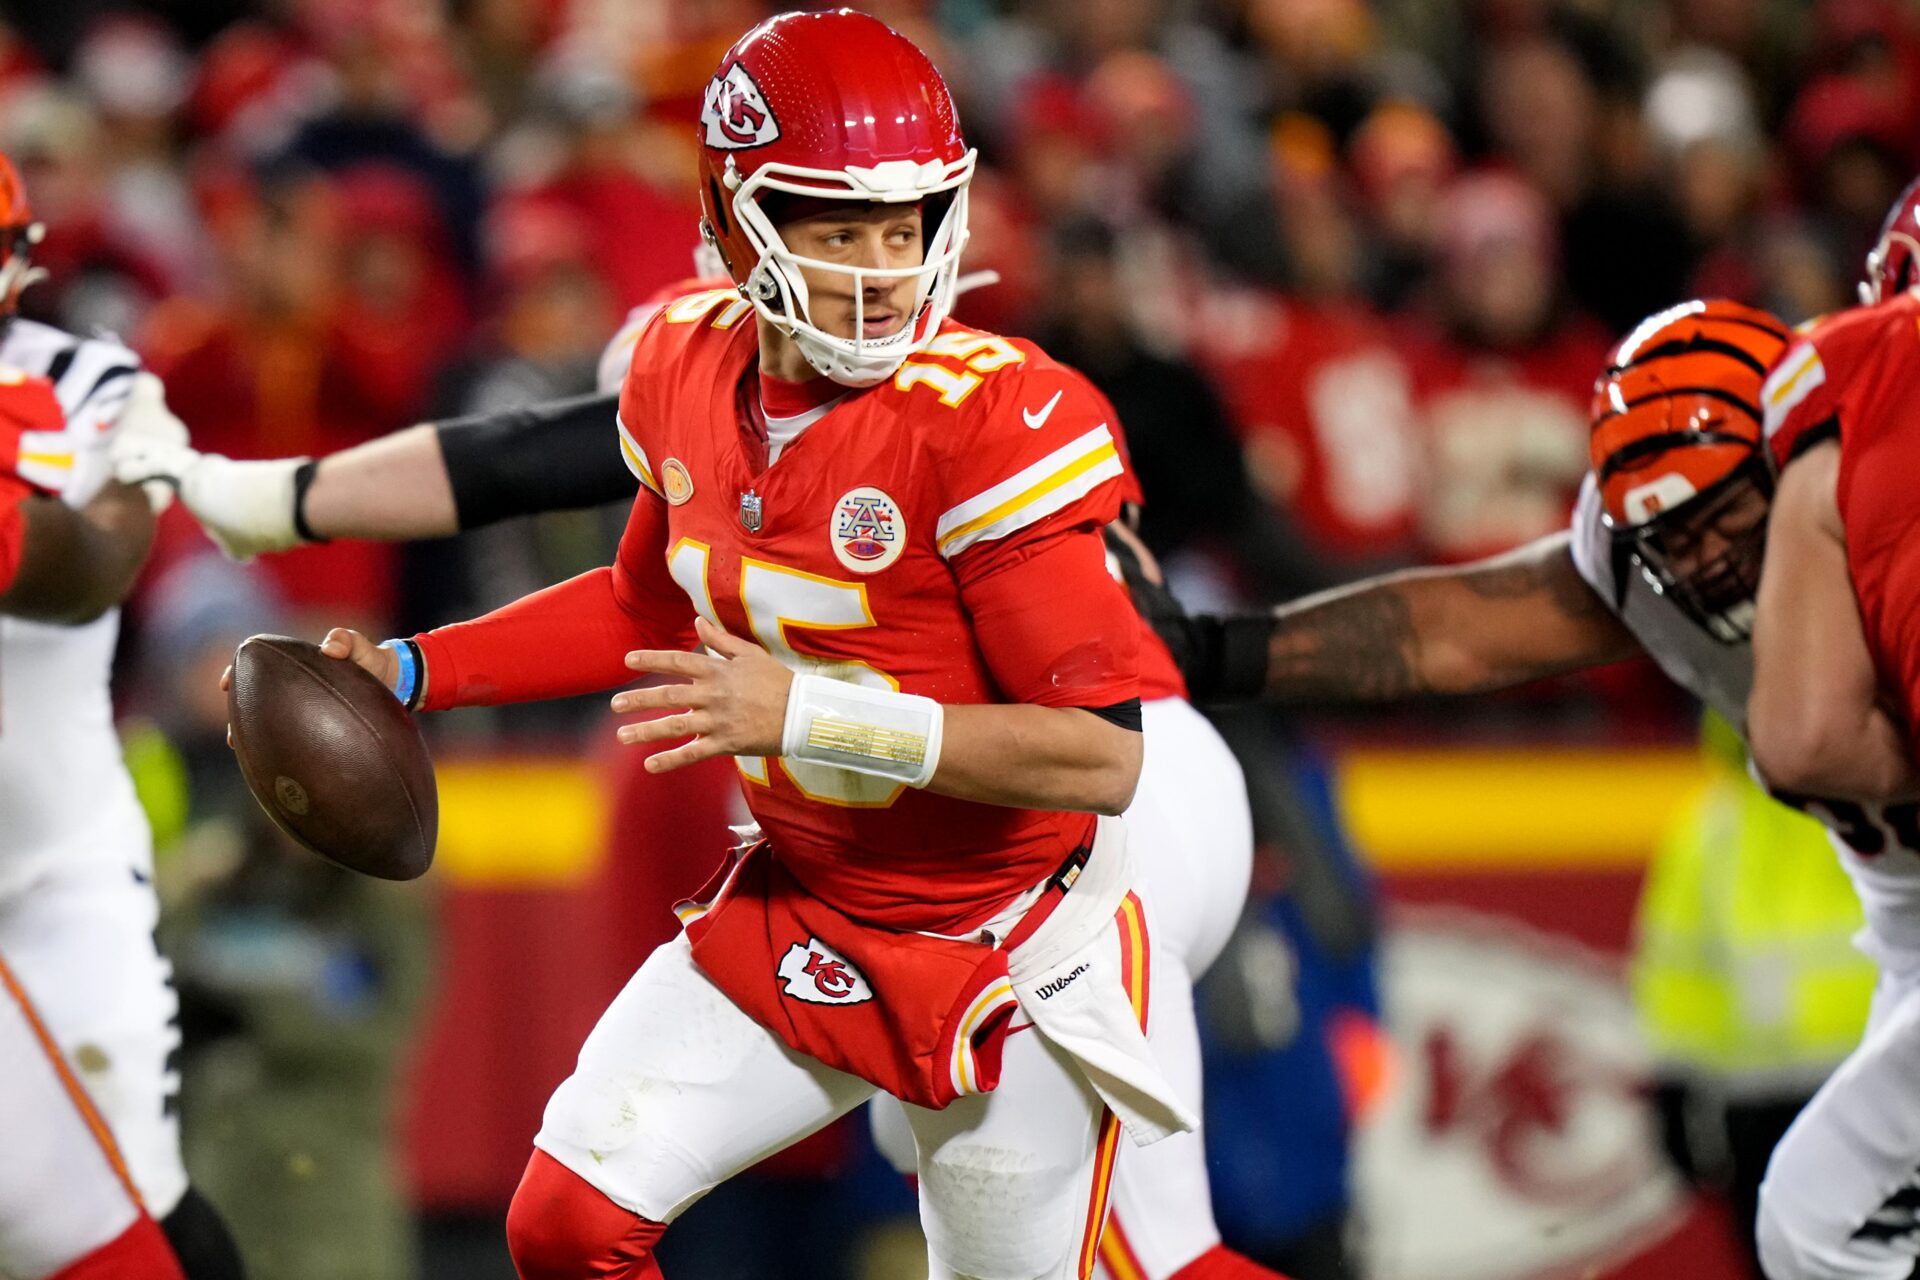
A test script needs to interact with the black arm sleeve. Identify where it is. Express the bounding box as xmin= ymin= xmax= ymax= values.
xmin=1103 ymin=523 xmax=1273 ymax=705
xmin=434 ymin=392 xmax=633 ymax=529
